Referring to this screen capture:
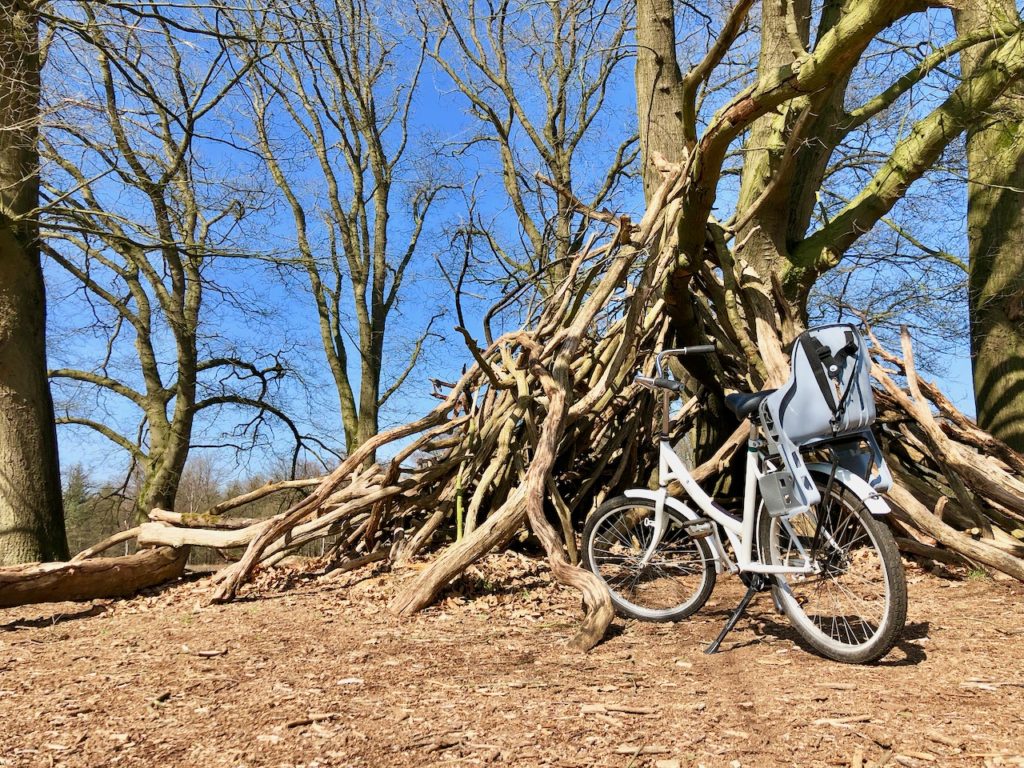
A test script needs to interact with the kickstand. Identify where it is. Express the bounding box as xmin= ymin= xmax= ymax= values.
xmin=705 ymin=574 xmax=770 ymax=654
